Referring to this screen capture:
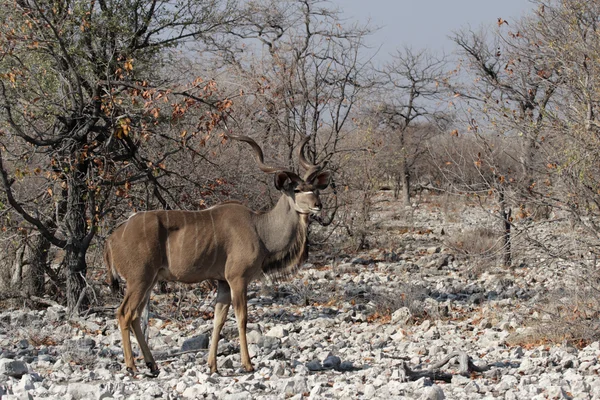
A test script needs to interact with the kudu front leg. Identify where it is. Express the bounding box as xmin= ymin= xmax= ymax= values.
xmin=208 ymin=281 xmax=231 ymax=374
xmin=117 ymin=274 xmax=158 ymax=376
xmin=230 ymin=278 xmax=254 ymax=372
xmin=131 ymin=276 xmax=159 ymax=376
xmin=117 ymin=290 xmax=145 ymax=375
